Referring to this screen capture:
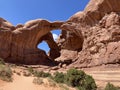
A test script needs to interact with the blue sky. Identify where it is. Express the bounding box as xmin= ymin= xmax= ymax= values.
xmin=0 ymin=0 xmax=89 ymax=53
